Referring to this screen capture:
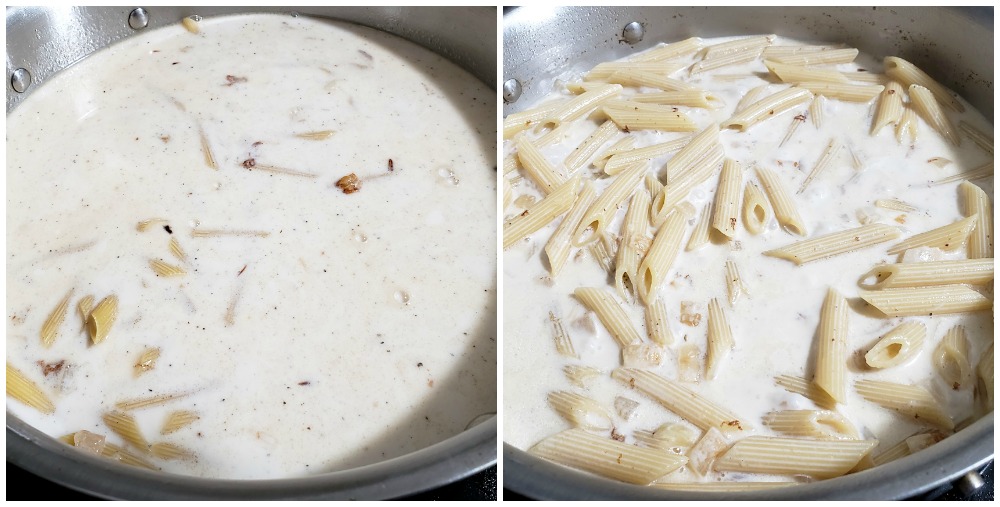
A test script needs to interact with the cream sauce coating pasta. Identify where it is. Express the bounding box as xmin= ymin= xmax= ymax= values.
xmin=7 ymin=14 xmax=496 ymax=479
xmin=503 ymin=35 xmax=992 ymax=485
